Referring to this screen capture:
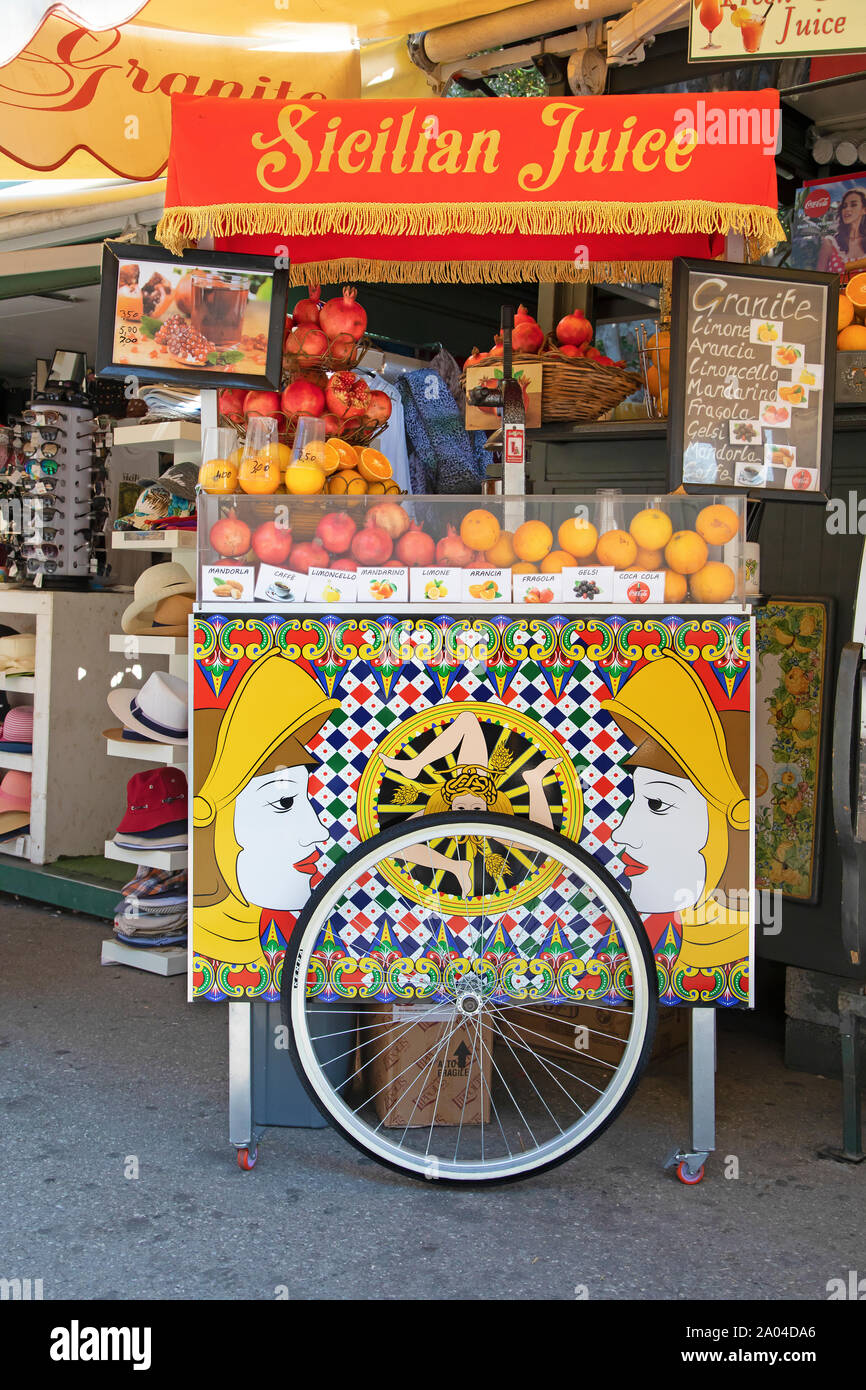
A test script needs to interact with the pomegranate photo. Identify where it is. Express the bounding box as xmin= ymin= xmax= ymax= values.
xmin=396 ymin=524 xmax=436 ymax=566
xmin=367 ymin=501 xmax=410 ymax=540
xmin=218 ymin=387 xmax=247 ymax=424
xmin=287 ymin=541 xmax=329 ymax=574
xmin=365 ymin=390 xmax=392 ymax=424
xmin=435 ymin=525 xmax=474 ymax=567
xmin=316 ymin=511 xmax=357 ymax=555
xmin=555 ymin=310 xmax=593 ymax=348
xmin=350 ymin=524 xmax=393 ymax=566
xmin=252 ymin=520 xmax=293 ymax=566
xmin=319 ymin=286 xmax=367 ymax=342
xmin=281 ymin=379 xmax=325 ymax=419
xmin=292 ymin=284 xmax=321 ymax=326
xmin=326 ymin=372 xmax=372 ymax=422
xmin=243 ymin=390 xmax=281 ymax=418
xmin=210 ymin=511 xmax=251 ymax=558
